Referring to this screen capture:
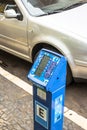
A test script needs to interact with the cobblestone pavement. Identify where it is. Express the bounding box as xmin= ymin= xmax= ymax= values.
xmin=0 ymin=75 xmax=84 ymax=130
xmin=0 ymin=75 xmax=33 ymax=130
